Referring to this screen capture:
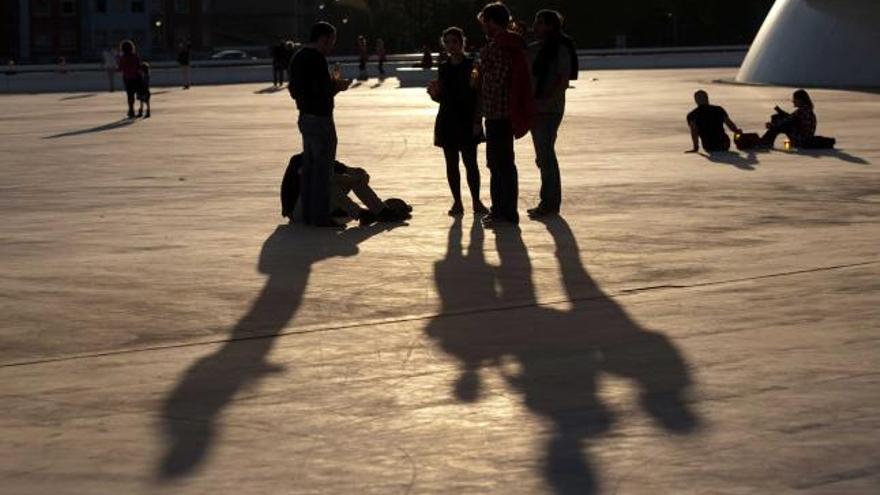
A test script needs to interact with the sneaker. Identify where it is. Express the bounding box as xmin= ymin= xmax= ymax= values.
xmin=358 ymin=209 xmax=377 ymax=227
xmin=527 ymin=206 xmax=558 ymax=219
xmin=127 ymin=110 xmax=135 ymax=119
xmin=481 ymin=214 xmax=517 ymax=228
xmin=144 ymin=111 xmax=151 ymax=119
xmin=473 ymin=202 xmax=489 ymax=215
xmin=136 ymin=110 xmax=143 ymax=118
xmin=448 ymin=203 xmax=464 ymax=217
xmin=377 ymin=206 xmax=408 ymax=223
